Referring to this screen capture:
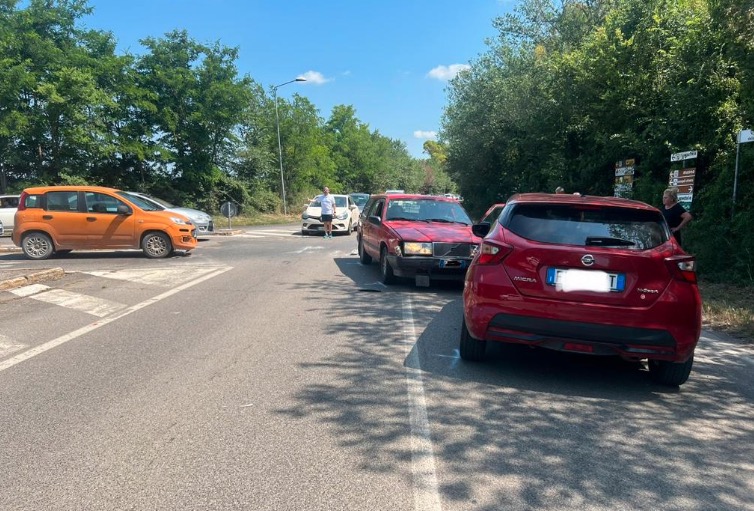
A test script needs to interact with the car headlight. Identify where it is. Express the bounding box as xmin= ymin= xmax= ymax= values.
xmin=336 ymin=211 xmax=348 ymax=220
xmin=302 ymin=213 xmax=309 ymax=219
xmin=170 ymin=216 xmax=191 ymax=225
xmin=403 ymin=242 xmax=433 ymax=256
